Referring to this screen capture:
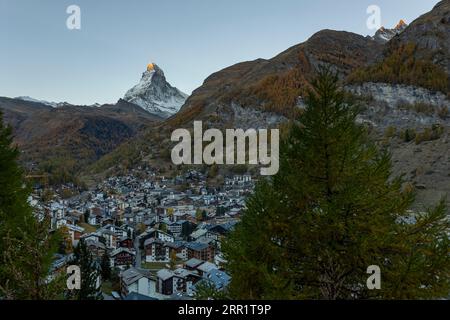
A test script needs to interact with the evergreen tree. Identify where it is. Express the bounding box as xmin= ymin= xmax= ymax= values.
xmin=69 ymin=240 xmax=103 ymax=300
xmin=83 ymin=209 xmax=90 ymax=223
xmin=0 ymin=112 xmax=63 ymax=299
xmin=194 ymin=280 xmax=228 ymax=300
xmin=0 ymin=111 xmax=30 ymax=252
xmin=223 ymin=70 xmax=450 ymax=299
xmin=101 ymin=251 xmax=111 ymax=281
xmin=1 ymin=215 xmax=65 ymax=299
